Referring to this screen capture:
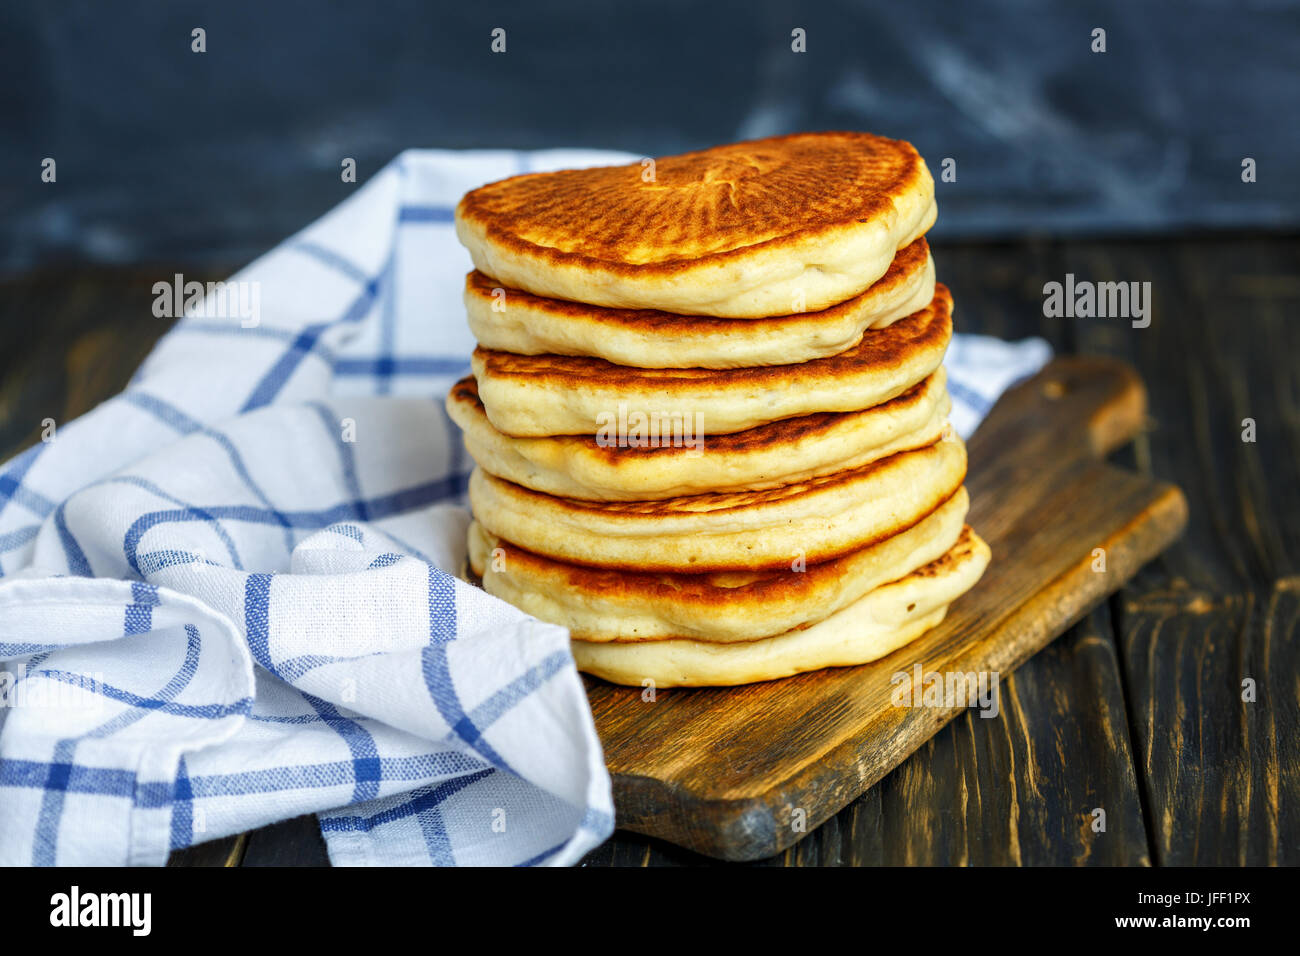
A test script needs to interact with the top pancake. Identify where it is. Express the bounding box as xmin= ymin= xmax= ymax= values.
xmin=455 ymin=132 xmax=936 ymax=318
